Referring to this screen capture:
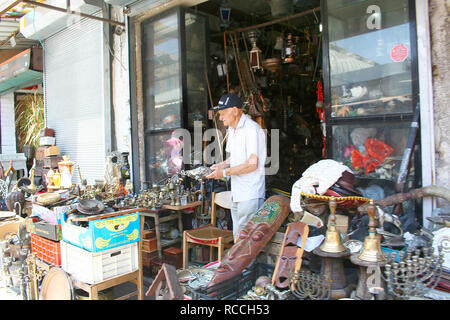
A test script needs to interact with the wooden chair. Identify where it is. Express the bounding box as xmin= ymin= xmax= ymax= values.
xmin=182 ymin=191 xmax=234 ymax=269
